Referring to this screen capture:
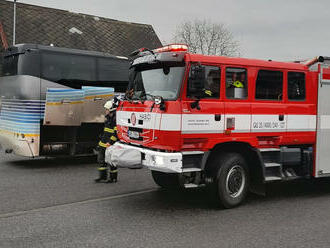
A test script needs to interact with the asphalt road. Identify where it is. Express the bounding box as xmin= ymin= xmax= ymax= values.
xmin=2 ymin=154 xmax=330 ymax=247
